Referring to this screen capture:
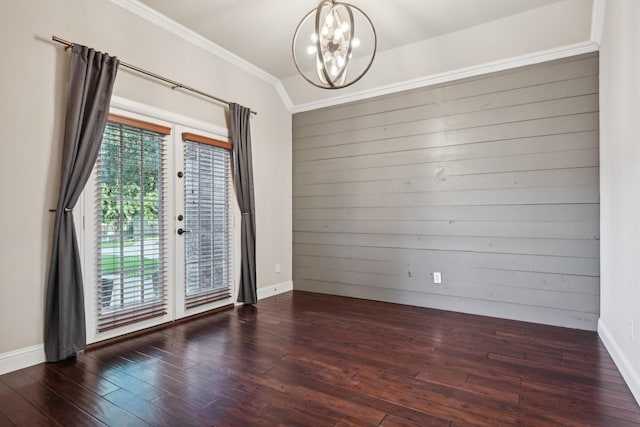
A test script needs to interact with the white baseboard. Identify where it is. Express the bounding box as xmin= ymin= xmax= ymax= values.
xmin=0 ymin=344 xmax=46 ymax=376
xmin=0 ymin=283 xmax=293 ymax=376
xmin=257 ymin=280 xmax=293 ymax=300
xmin=598 ymin=319 xmax=640 ymax=405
